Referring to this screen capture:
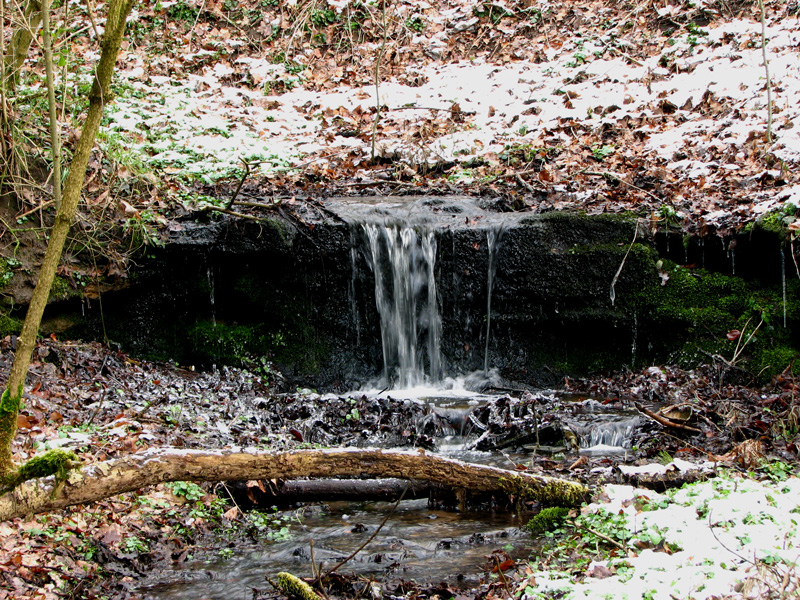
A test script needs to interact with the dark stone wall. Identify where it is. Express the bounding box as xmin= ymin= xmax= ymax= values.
xmin=42 ymin=209 xmax=797 ymax=391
